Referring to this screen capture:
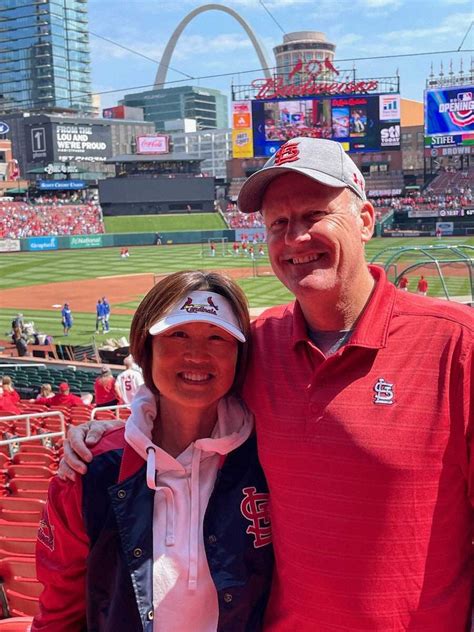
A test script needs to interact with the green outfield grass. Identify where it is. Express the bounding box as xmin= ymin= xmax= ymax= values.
xmin=0 ymin=236 xmax=472 ymax=345
xmin=103 ymin=213 xmax=226 ymax=233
